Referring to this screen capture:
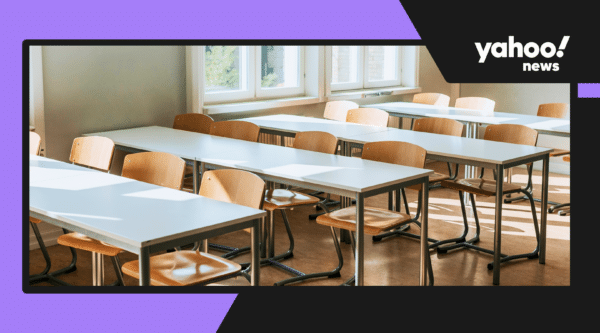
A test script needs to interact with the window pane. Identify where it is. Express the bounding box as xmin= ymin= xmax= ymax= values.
xmin=367 ymin=46 xmax=398 ymax=81
xmin=331 ymin=46 xmax=359 ymax=84
xmin=261 ymin=46 xmax=299 ymax=88
xmin=205 ymin=46 xmax=242 ymax=92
